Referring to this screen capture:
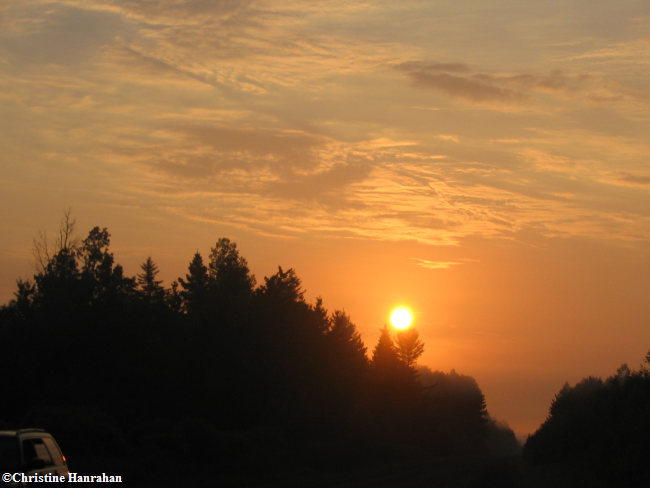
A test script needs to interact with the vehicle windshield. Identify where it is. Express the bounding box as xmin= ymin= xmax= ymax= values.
xmin=0 ymin=436 xmax=20 ymax=471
